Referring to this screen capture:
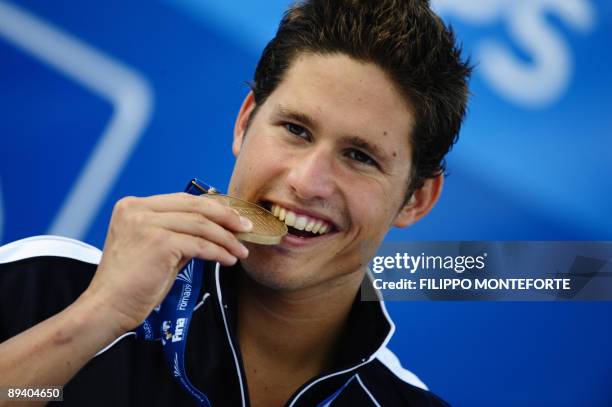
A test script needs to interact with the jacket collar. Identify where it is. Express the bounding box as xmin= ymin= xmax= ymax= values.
xmin=332 ymin=273 xmax=395 ymax=369
xmin=214 ymin=264 xmax=395 ymax=371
